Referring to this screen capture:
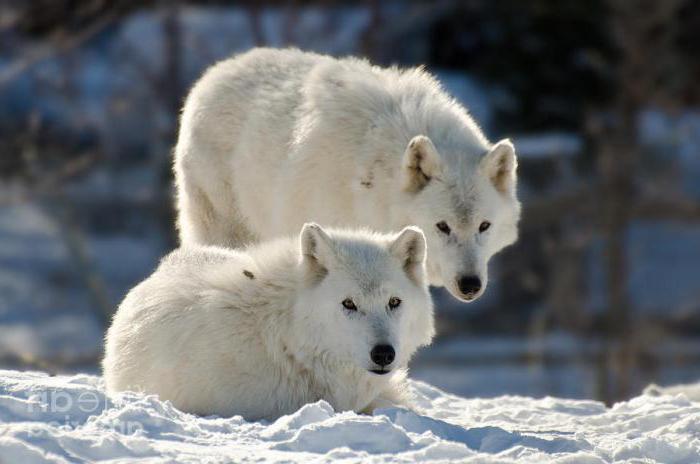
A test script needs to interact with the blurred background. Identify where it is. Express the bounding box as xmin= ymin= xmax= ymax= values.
xmin=1 ymin=0 xmax=699 ymax=405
